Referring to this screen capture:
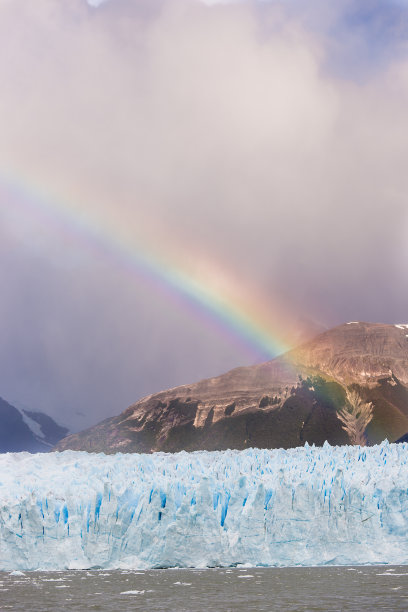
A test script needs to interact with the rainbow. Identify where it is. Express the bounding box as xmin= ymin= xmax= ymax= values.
xmin=1 ymin=167 xmax=292 ymax=361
